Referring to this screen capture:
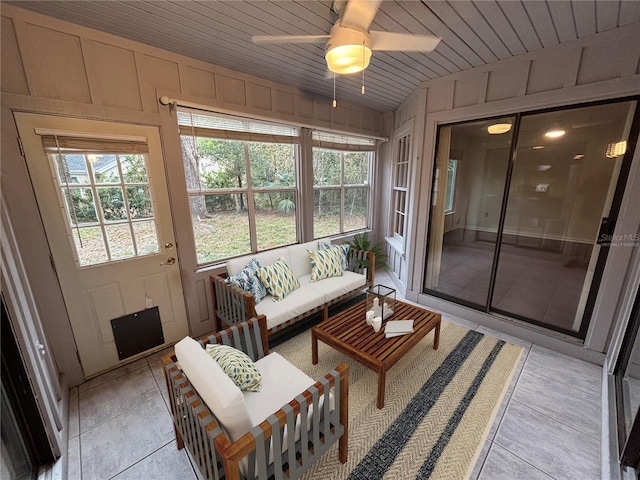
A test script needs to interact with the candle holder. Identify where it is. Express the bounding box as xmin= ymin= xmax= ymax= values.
xmin=365 ymin=285 xmax=396 ymax=323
